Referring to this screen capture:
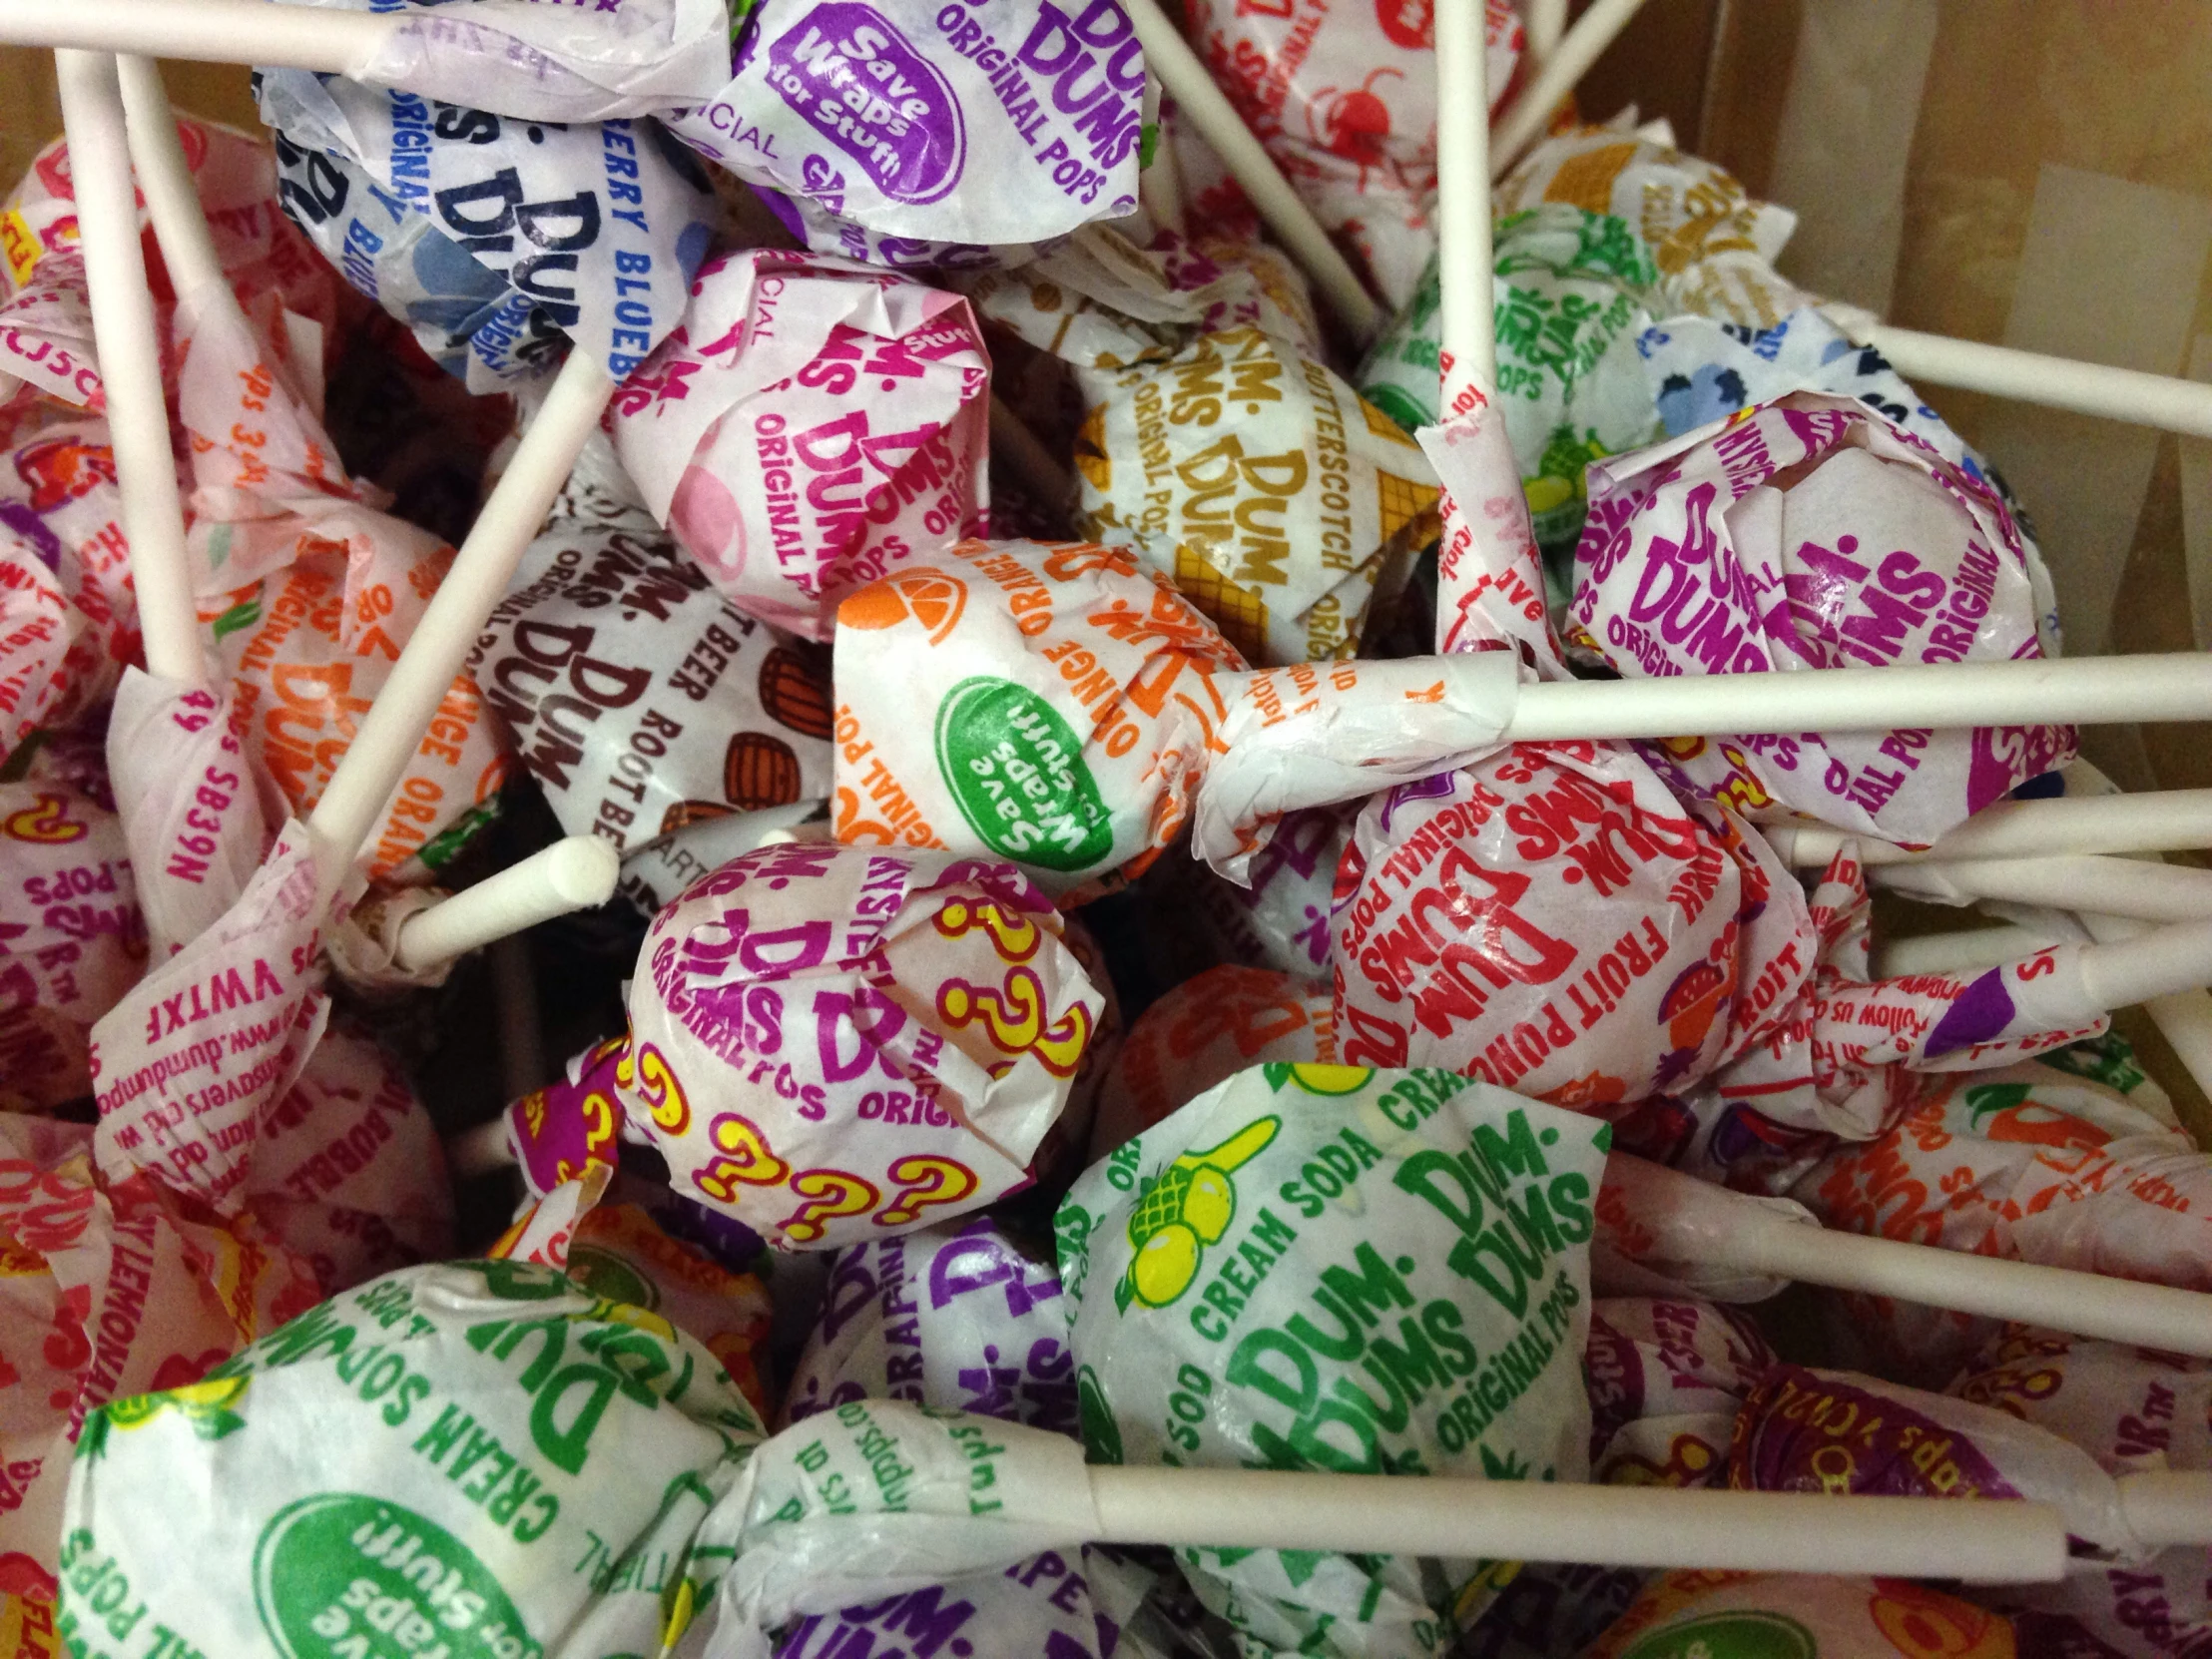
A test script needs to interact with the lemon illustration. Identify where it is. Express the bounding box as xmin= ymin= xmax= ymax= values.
xmin=1263 ymin=1062 xmax=1376 ymax=1096
xmin=1116 ymin=1117 xmax=1279 ymax=1312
